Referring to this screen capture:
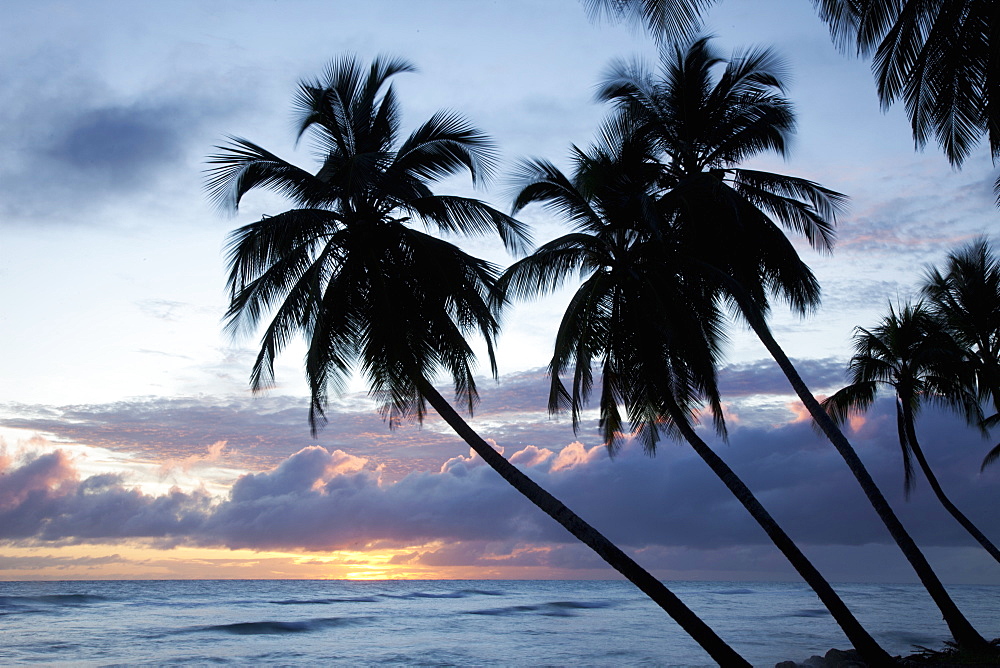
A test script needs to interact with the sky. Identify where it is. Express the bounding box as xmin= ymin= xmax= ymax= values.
xmin=2 ymin=0 xmax=999 ymax=584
